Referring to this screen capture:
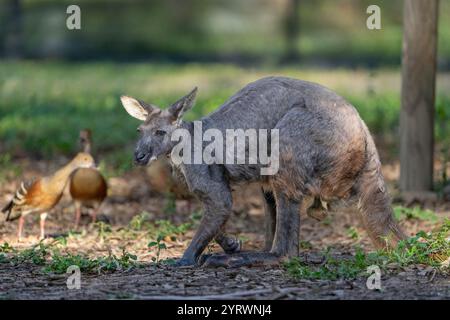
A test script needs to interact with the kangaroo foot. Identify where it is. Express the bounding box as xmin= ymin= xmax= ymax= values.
xmin=200 ymin=252 xmax=281 ymax=268
xmin=174 ymin=257 xmax=198 ymax=267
